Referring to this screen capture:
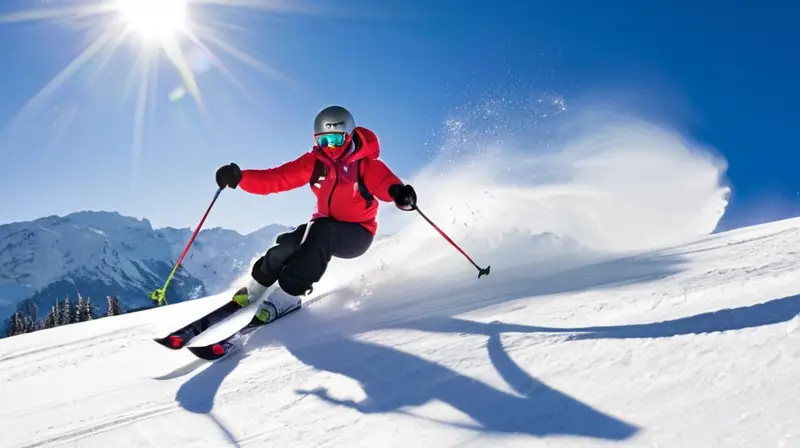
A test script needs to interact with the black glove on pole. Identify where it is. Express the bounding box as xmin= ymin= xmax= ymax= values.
xmin=216 ymin=163 xmax=242 ymax=189
xmin=389 ymin=184 xmax=417 ymax=211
